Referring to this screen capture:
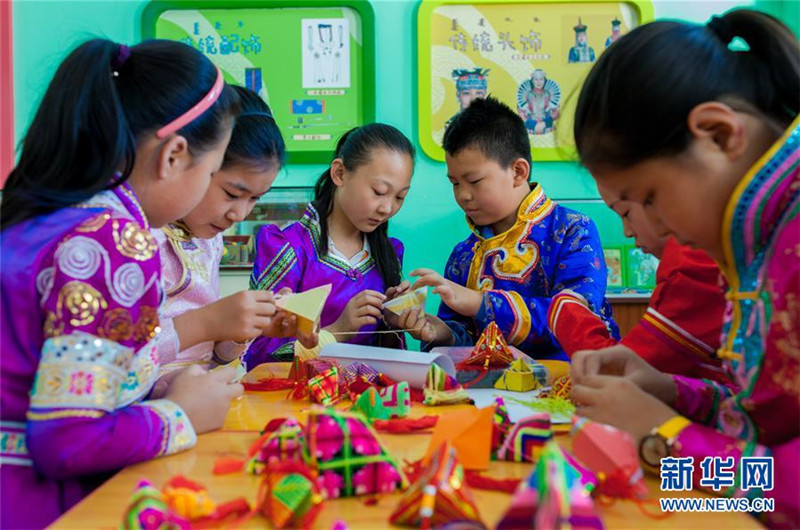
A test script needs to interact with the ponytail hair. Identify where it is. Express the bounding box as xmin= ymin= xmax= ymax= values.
xmin=574 ymin=9 xmax=800 ymax=169
xmin=2 ymin=38 xmax=239 ymax=229
xmin=223 ymin=85 xmax=285 ymax=172
xmin=312 ymin=123 xmax=415 ymax=289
